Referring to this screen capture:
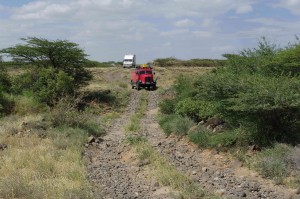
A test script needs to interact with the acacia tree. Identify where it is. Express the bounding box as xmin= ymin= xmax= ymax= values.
xmin=1 ymin=37 xmax=91 ymax=86
xmin=0 ymin=37 xmax=92 ymax=104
